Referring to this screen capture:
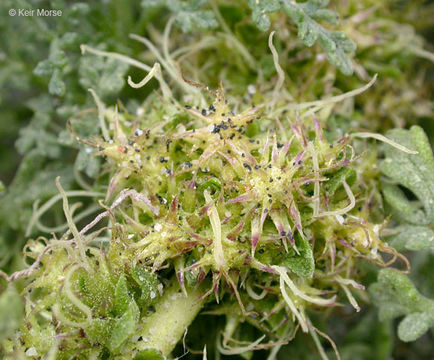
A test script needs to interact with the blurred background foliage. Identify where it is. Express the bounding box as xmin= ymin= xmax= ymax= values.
xmin=0 ymin=0 xmax=432 ymax=359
